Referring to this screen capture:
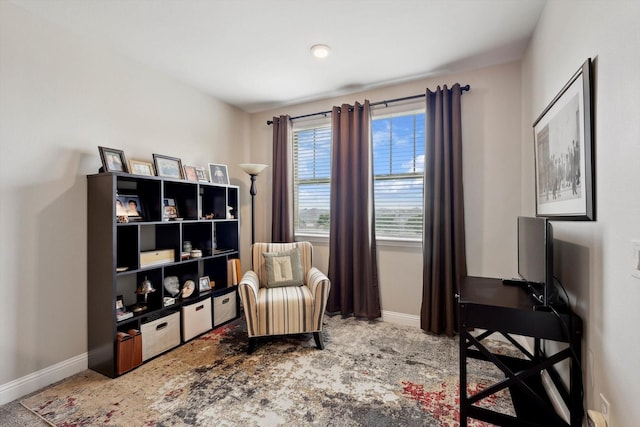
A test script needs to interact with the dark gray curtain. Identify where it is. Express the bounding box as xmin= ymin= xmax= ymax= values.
xmin=421 ymin=84 xmax=467 ymax=336
xmin=327 ymin=101 xmax=381 ymax=319
xmin=271 ymin=115 xmax=294 ymax=243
